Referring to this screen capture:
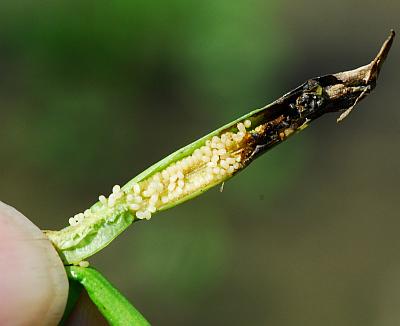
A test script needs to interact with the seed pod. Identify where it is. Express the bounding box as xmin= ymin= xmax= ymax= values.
xmin=45 ymin=30 xmax=395 ymax=265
